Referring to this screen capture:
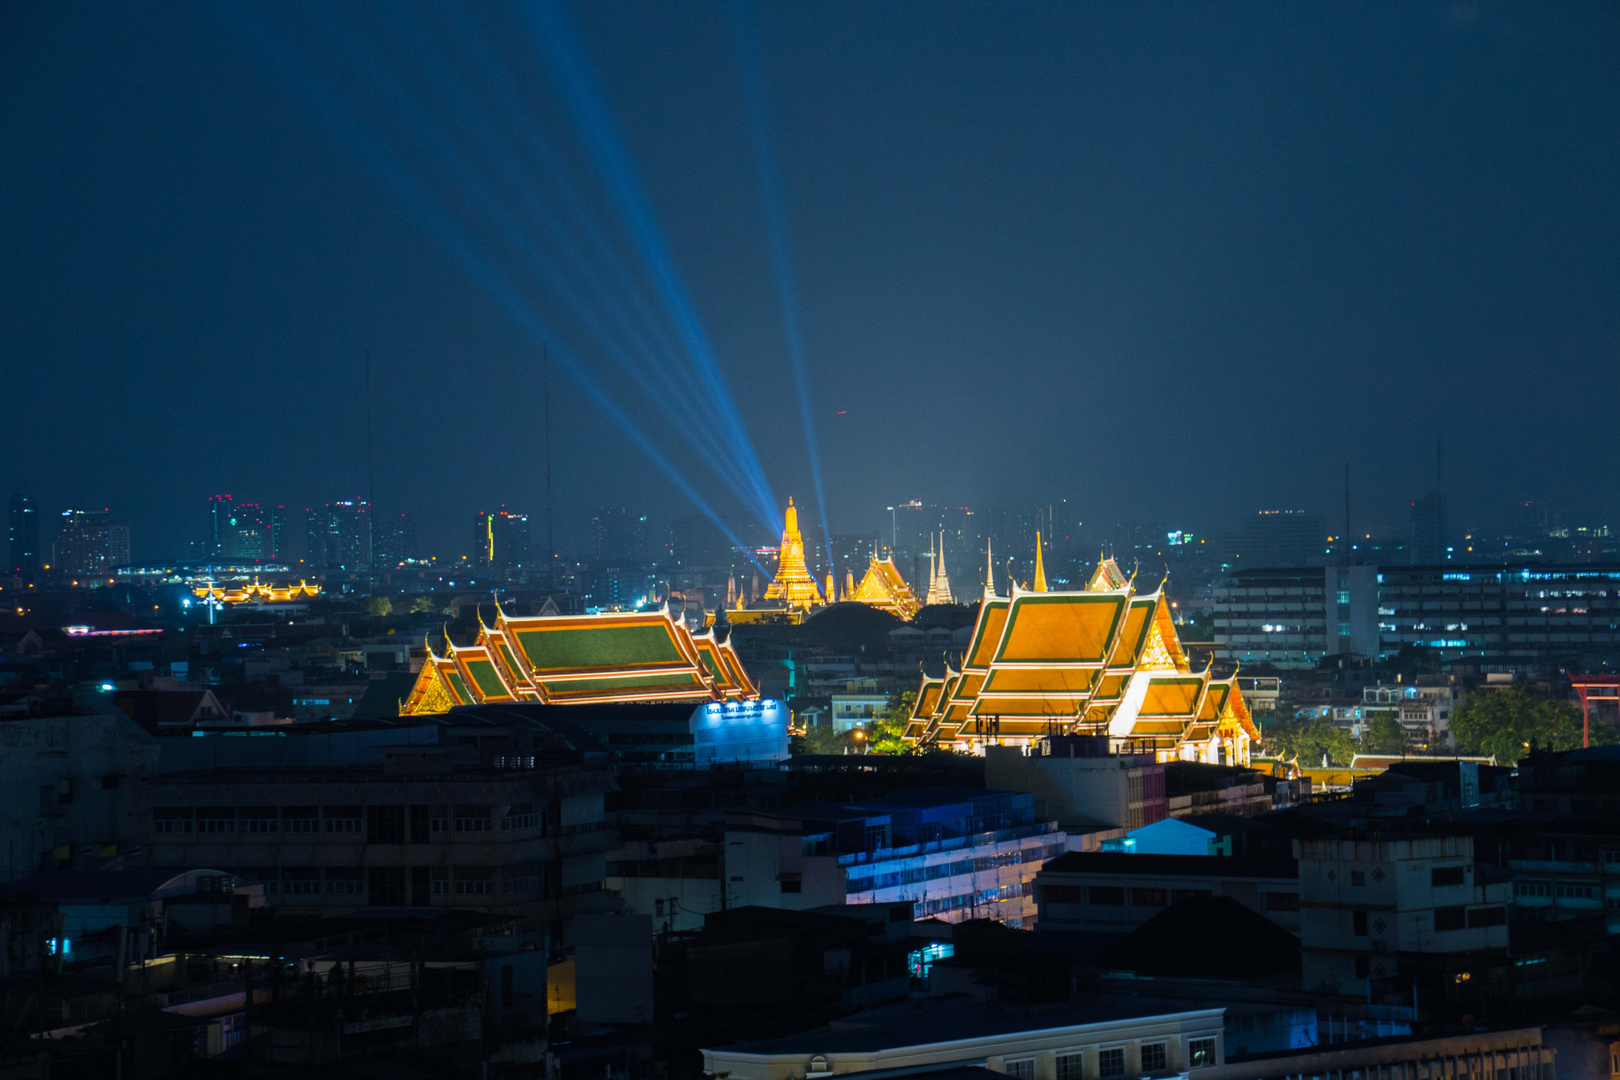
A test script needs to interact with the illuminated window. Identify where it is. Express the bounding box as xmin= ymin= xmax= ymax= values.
xmin=1189 ymin=1038 xmax=1217 ymax=1068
